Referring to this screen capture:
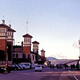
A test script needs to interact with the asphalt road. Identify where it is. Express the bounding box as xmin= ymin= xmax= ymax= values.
xmin=0 ymin=67 xmax=80 ymax=80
